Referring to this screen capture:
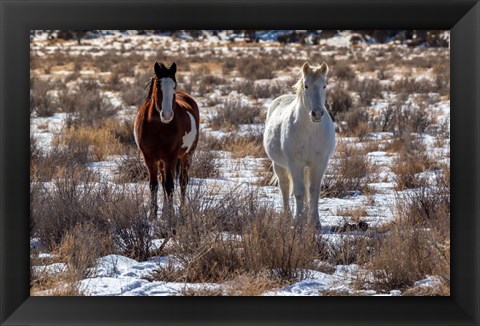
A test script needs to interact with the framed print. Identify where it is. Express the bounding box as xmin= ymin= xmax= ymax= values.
xmin=1 ymin=0 xmax=479 ymax=325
